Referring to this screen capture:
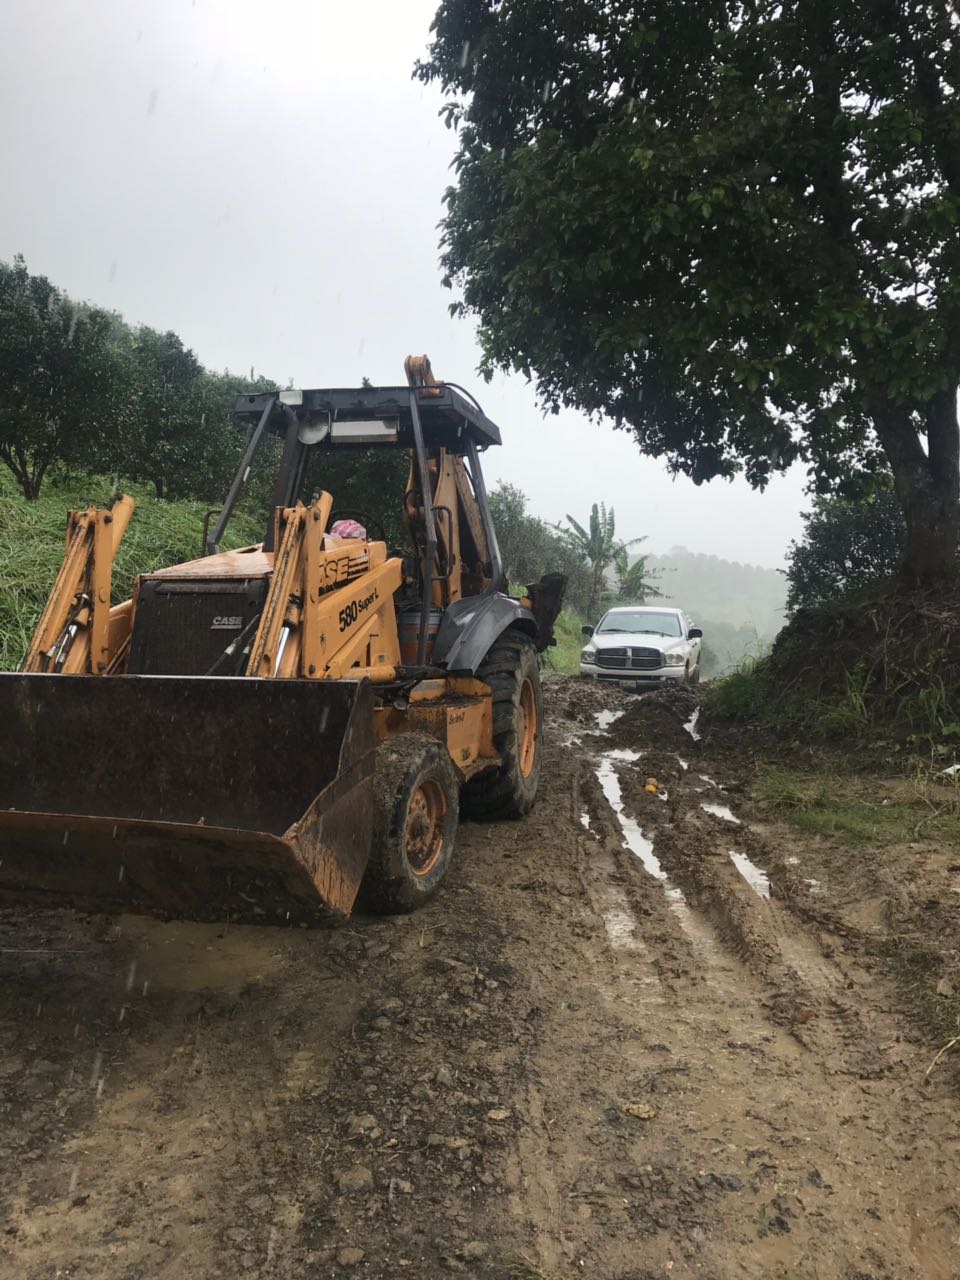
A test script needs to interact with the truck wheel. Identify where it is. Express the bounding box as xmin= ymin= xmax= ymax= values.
xmin=462 ymin=630 xmax=542 ymax=820
xmin=362 ymin=734 xmax=460 ymax=914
